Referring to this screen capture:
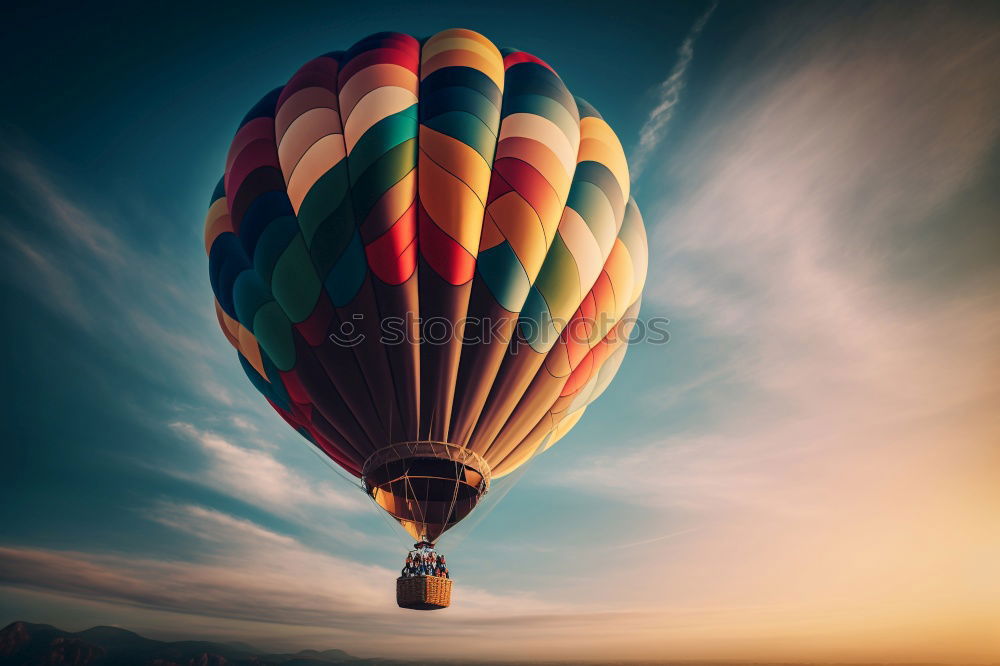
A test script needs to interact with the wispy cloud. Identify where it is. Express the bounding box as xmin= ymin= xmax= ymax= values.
xmin=0 ymin=227 xmax=92 ymax=327
xmin=630 ymin=0 xmax=717 ymax=180
xmin=169 ymin=422 xmax=367 ymax=515
xmin=0 ymin=505 xmax=394 ymax=632
xmin=607 ymin=528 xmax=702 ymax=550
xmin=2 ymin=151 xmax=126 ymax=264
